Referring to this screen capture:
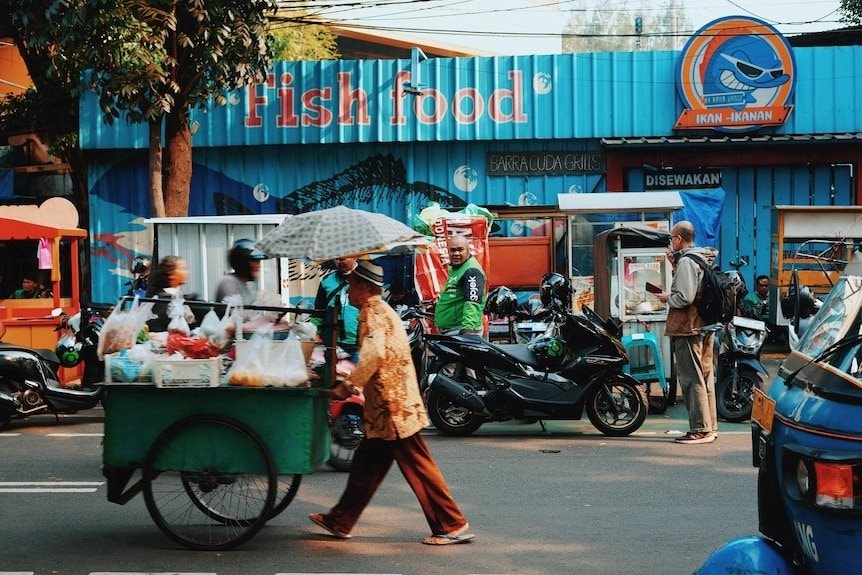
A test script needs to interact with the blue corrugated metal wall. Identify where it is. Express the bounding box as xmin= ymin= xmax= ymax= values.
xmin=625 ymin=165 xmax=855 ymax=288
xmin=80 ymin=46 xmax=862 ymax=150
